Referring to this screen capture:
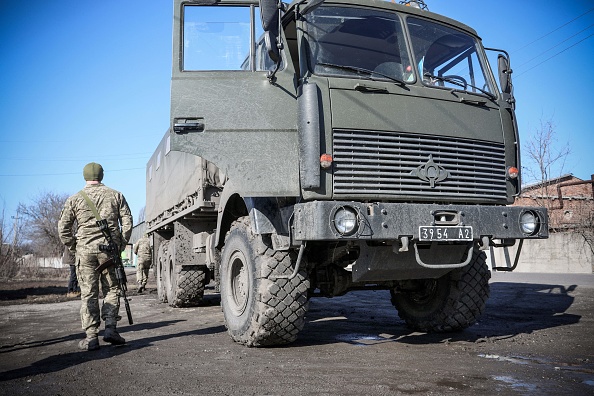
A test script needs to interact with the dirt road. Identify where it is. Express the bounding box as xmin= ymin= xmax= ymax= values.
xmin=1 ymin=272 xmax=593 ymax=395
